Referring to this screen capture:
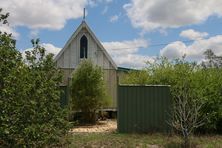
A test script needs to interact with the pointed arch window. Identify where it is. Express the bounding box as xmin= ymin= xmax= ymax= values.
xmin=80 ymin=35 xmax=88 ymax=58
